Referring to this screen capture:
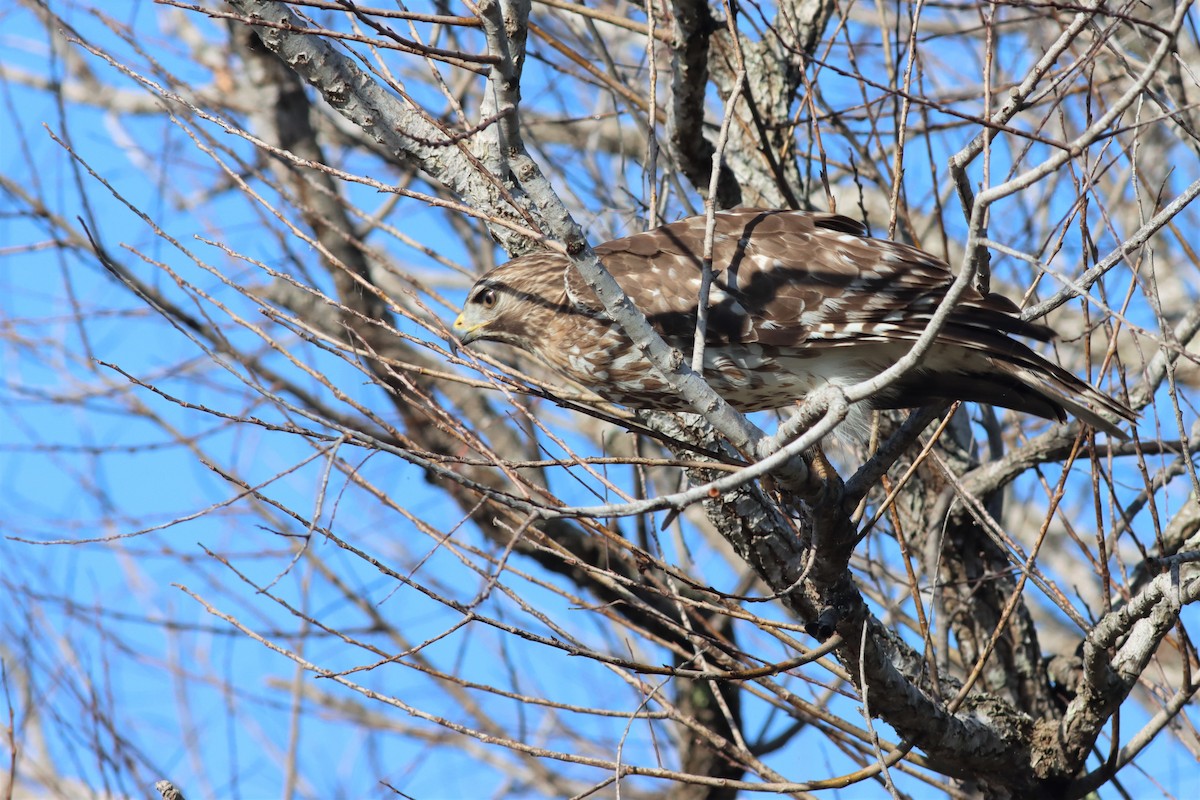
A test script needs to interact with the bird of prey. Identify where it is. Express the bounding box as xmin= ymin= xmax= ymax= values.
xmin=453 ymin=209 xmax=1135 ymax=437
